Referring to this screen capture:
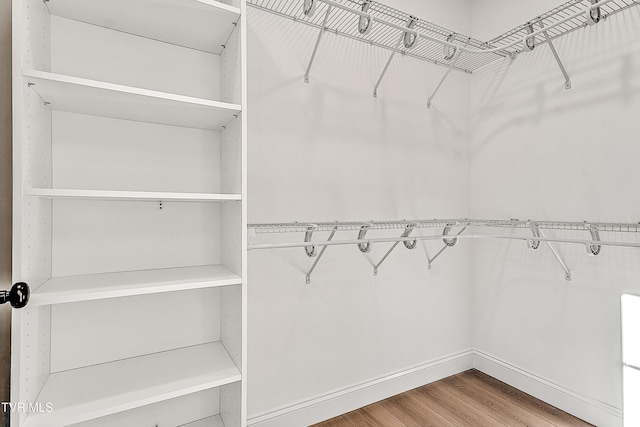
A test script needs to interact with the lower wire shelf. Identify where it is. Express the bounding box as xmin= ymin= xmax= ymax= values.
xmin=23 ymin=342 xmax=241 ymax=427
